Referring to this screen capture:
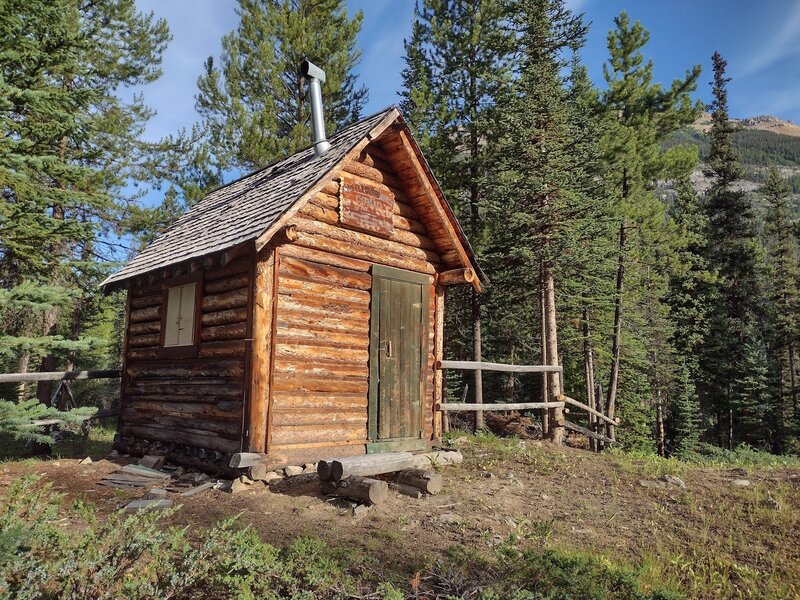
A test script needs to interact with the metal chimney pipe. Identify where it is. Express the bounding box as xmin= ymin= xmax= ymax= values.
xmin=300 ymin=59 xmax=331 ymax=157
